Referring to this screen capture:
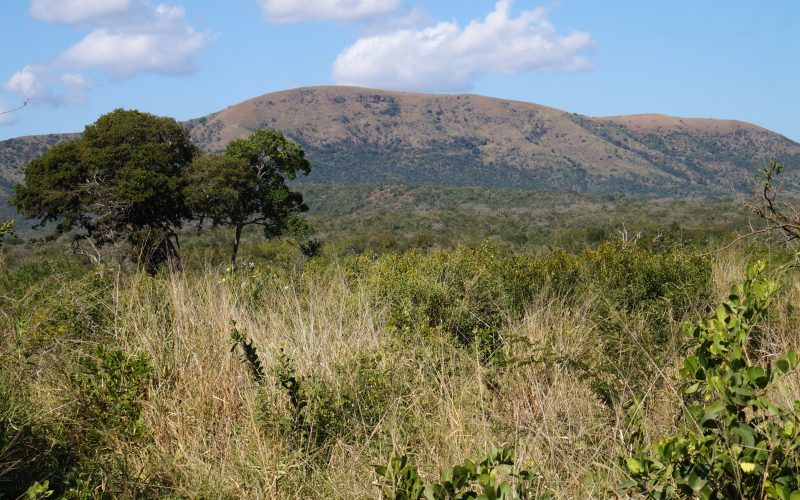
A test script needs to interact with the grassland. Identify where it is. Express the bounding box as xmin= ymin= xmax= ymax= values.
xmin=2 ymin=185 xmax=800 ymax=497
